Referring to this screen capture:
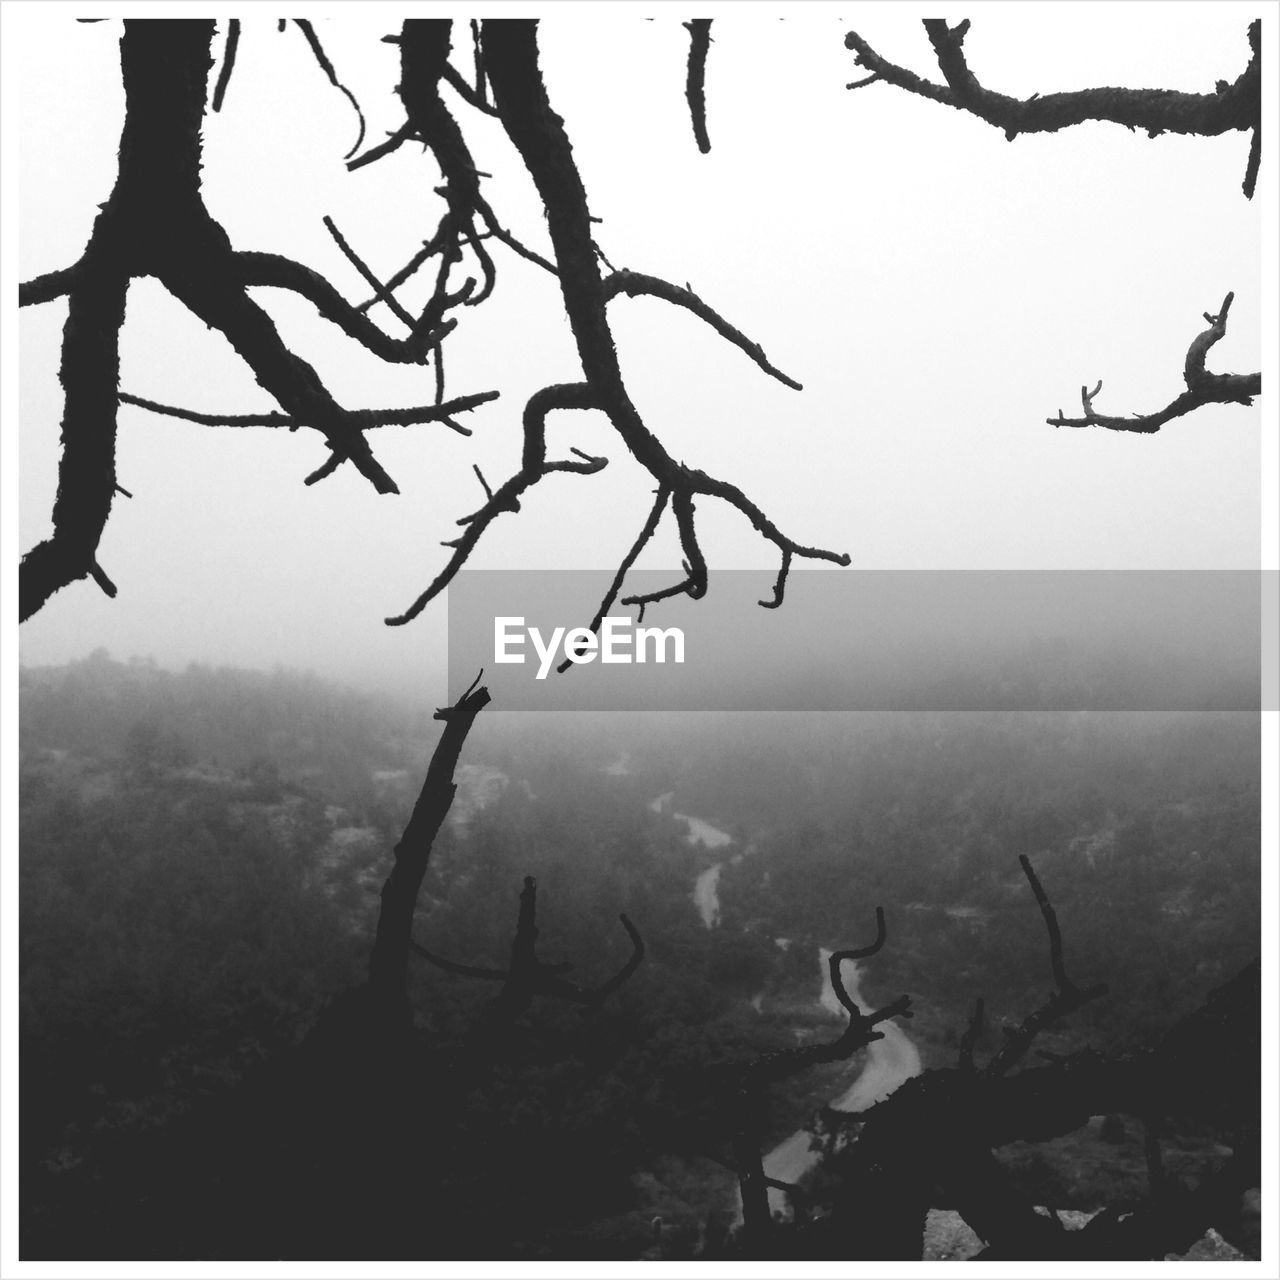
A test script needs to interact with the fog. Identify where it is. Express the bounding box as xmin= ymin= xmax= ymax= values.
xmin=12 ymin=8 xmax=1266 ymax=696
